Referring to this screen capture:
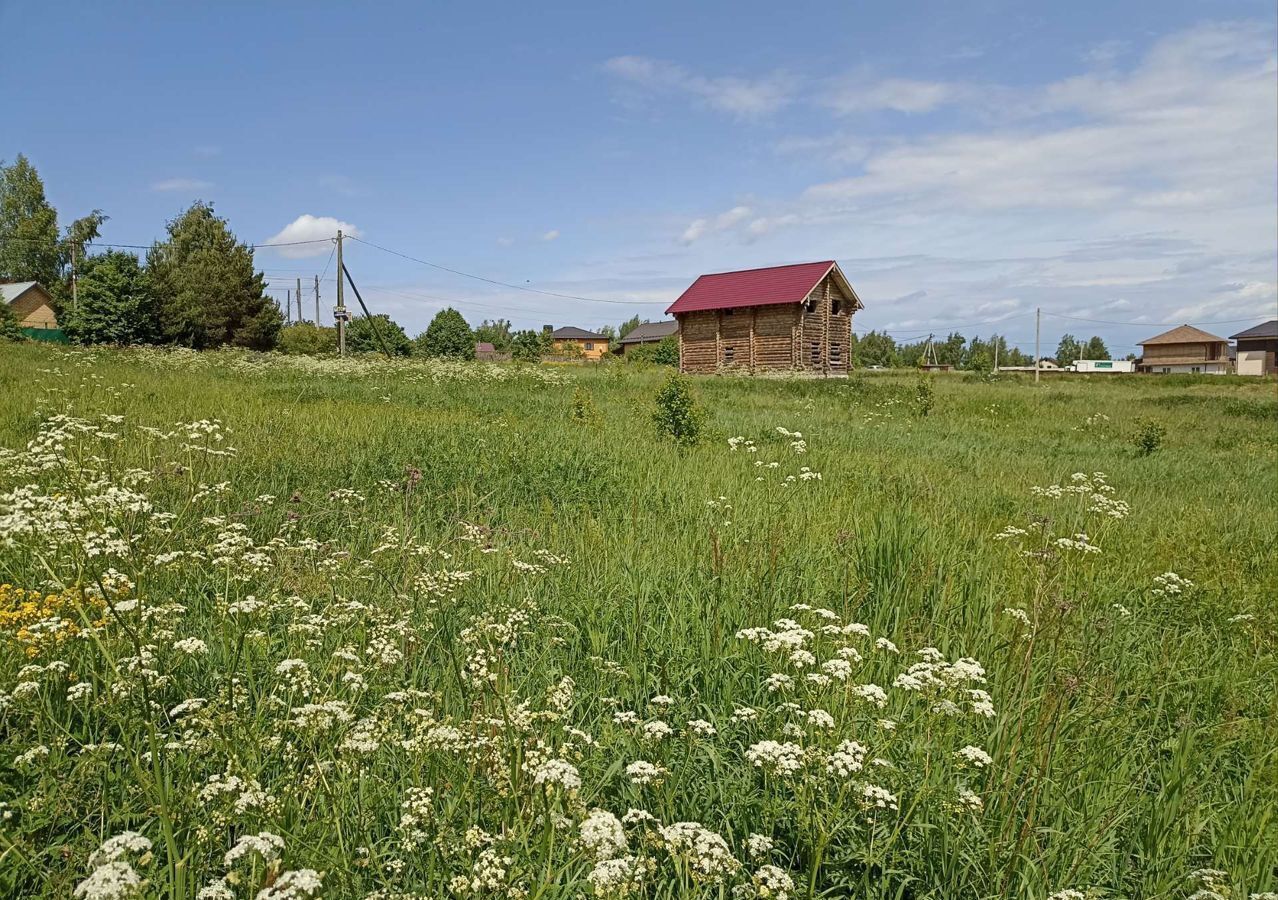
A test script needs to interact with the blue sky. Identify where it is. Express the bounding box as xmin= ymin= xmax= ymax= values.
xmin=2 ymin=1 xmax=1275 ymax=354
